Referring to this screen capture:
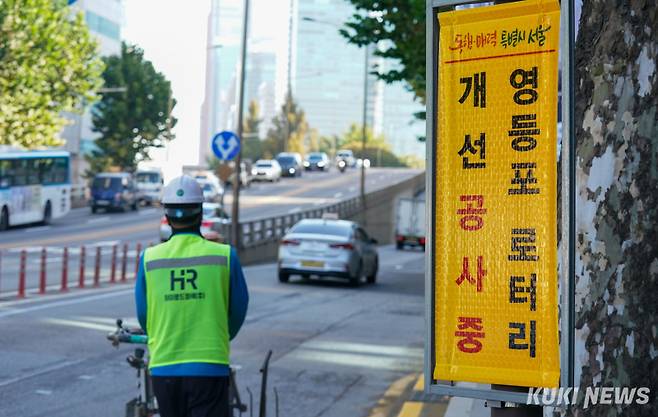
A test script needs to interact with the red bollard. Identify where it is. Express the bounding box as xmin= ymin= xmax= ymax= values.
xmin=61 ymin=247 xmax=69 ymax=292
xmin=78 ymin=246 xmax=86 ymax=288
xmin=39 ymin=248 xmax=47 ymax=294
xmin=94 ymin=246 xmax=101 ymax=287
xmin=110 ymin=244 xmax=117 ymax=283
xmin=18 ymin=250 xmax=26 ymax=298
xmin=120 ymin=243 xmax=128 ymax=282
xmin=134 ymin=243 xmax=142 ymax=280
